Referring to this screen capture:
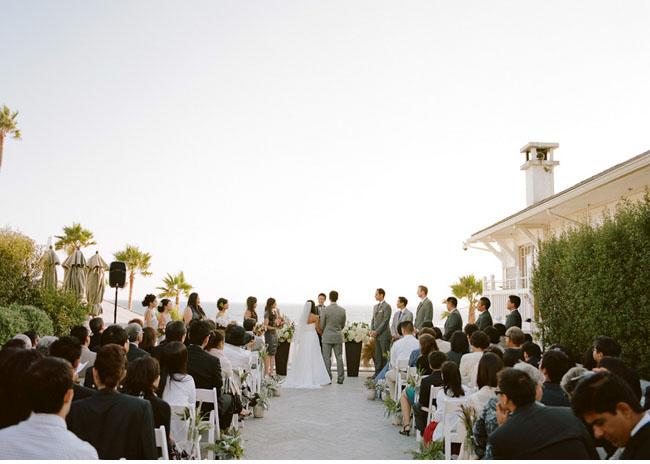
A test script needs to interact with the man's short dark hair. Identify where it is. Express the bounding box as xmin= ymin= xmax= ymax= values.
xmin=508 ymin=295 xmax=521 ymax=308
xmin=243 ymin=318 xmax=256 ymax=331
xmin=189 ymin=320 xmax=212 ymax=346
xmin=89 ymin=317 xmax=104 ymax=335
xmin=464 ymin=323 xmax=479 ymax=338
xmin=572 ymin=371 xmax=643 ymax=419
xmin=398 ymin=296 xmax=408 ymax=307
xmin=433 ymin=327 xmax=443 ymax=339
xmin=479 ymin=297 xmax=491 ymax=310
xmin=165 ymin=321 xmax=186 ymax=342
xmin=503 ymin=348 xmax=524 ymax=367
xmin=493 ymin=323 xmax=506 ymax=337
xmin=376 ymin=288 xmax=385 ymax=297
xmin=498 ymin=367 xmax=536 ymax=407
xmin=593 ymin=336 xmax=621 ymax=357
xmin=318 ymin=293 xmax=326 ymax=299
xmin=428 ymin=351 xmax=448 ymax=370
xmin=329 ymin=290 xmax=339 ymax=302
xmin=70 ymin=325 xmax=89 ymax=344
xmin=101 ymin=325 xmax=128 ymax=347
xmin=541 ymin=349 xmax=571 ymax=383
xmin=94 ymin=344 xmax=127 ymax=389
xmin=446 ymin=296 xmax=457 ymax=307
xmin=25 ymin=357 xmax=73 ymax=414
xmin=522 ymin=341 xmax=542 ymax=359
xmin=421 ymin=321 xmax=434 ymax=329
xmin=49 ymin=336 xmax=82 ymax=365
xmin=484 ymin=326 xmax=500 ymax=344
xmin=470 ymin=331 xmax=490 ymax=350
xmin=400 ymin=321 xmax=414 ymax=333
